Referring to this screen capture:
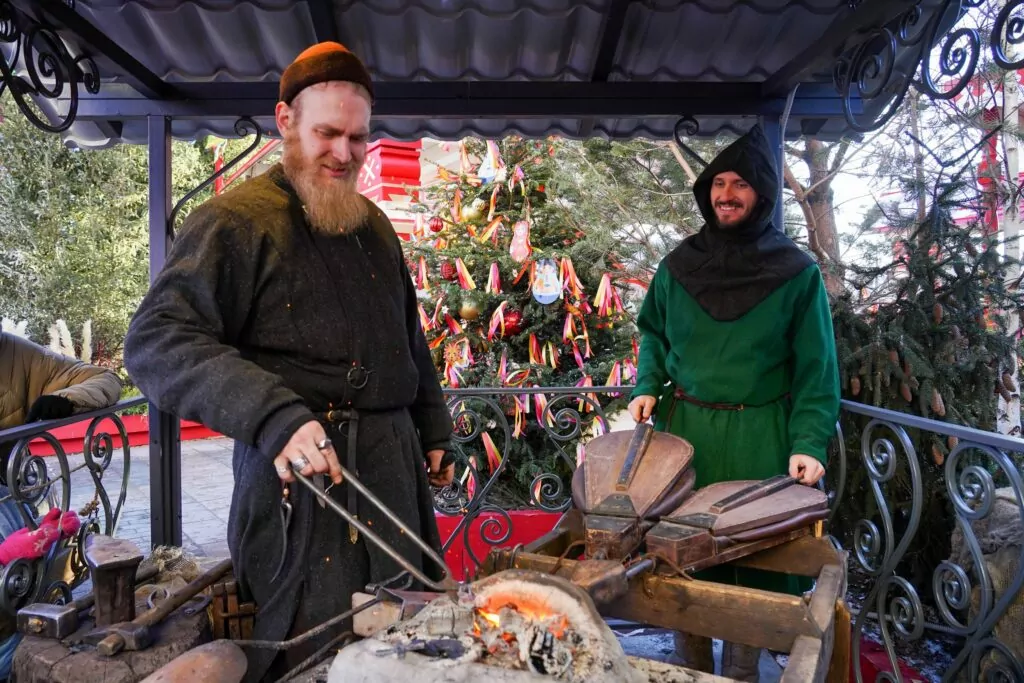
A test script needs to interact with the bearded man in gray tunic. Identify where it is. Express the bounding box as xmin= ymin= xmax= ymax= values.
xmin=123 ymin=42 xmax=454 ymax=682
